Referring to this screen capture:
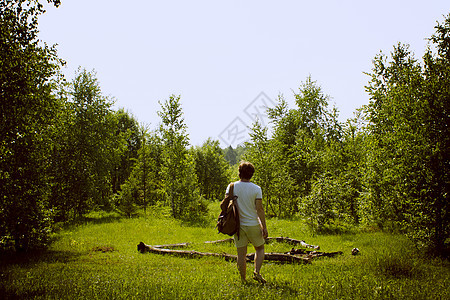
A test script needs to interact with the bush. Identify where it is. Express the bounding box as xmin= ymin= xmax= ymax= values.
xmin=180 ymin=196 xmax=210 ymax=225
xmin=113 ymin=181 xmax=140 ymax=218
